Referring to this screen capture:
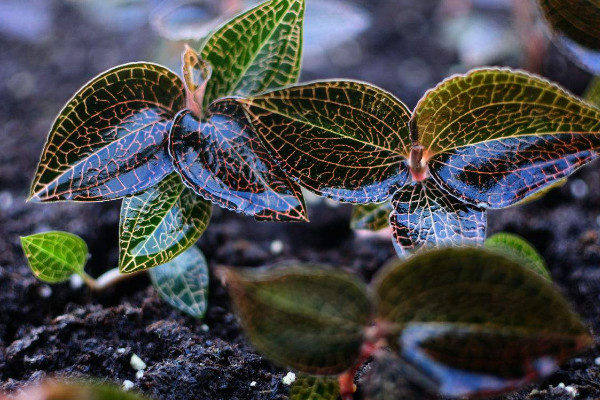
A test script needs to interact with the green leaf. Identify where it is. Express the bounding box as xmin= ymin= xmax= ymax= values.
xmin=414 ymin=68 xmax=600 ymax=208
xmin=149 ymin=246 xmax=209 ymax=319
xmin=119 ymin=173 xmax=212 ymax=273
xmin=350 ymin=201 xmax=393 ymax=231
xmin=20 ymin=231 xmax=88 ymax=283
xmin=372 ymin=247 xmax=592 ymax=398
xmin=585 ymin=76 xmax=600 ymax=107
xmin=240 ymin=80 xmax=412 ymax=203
xmin=30 ymin=63 xmax=185 ymax=202
xmin=290 ymin=374 xmax=340 ymax=400
xmin=200 ymin=0 xmax=305 ymax=108
xmin=20 ymin=380 xmax=149 ymax=400
xmin=390 ymin=180 xmax=486 ymax=256
xmin=169 ymin=99 xmax=308 ymax=222
xmin=485 ymin=233 xmax=550 ymax=281
xmin=221 ymin=264 xmax=372 ymax=375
